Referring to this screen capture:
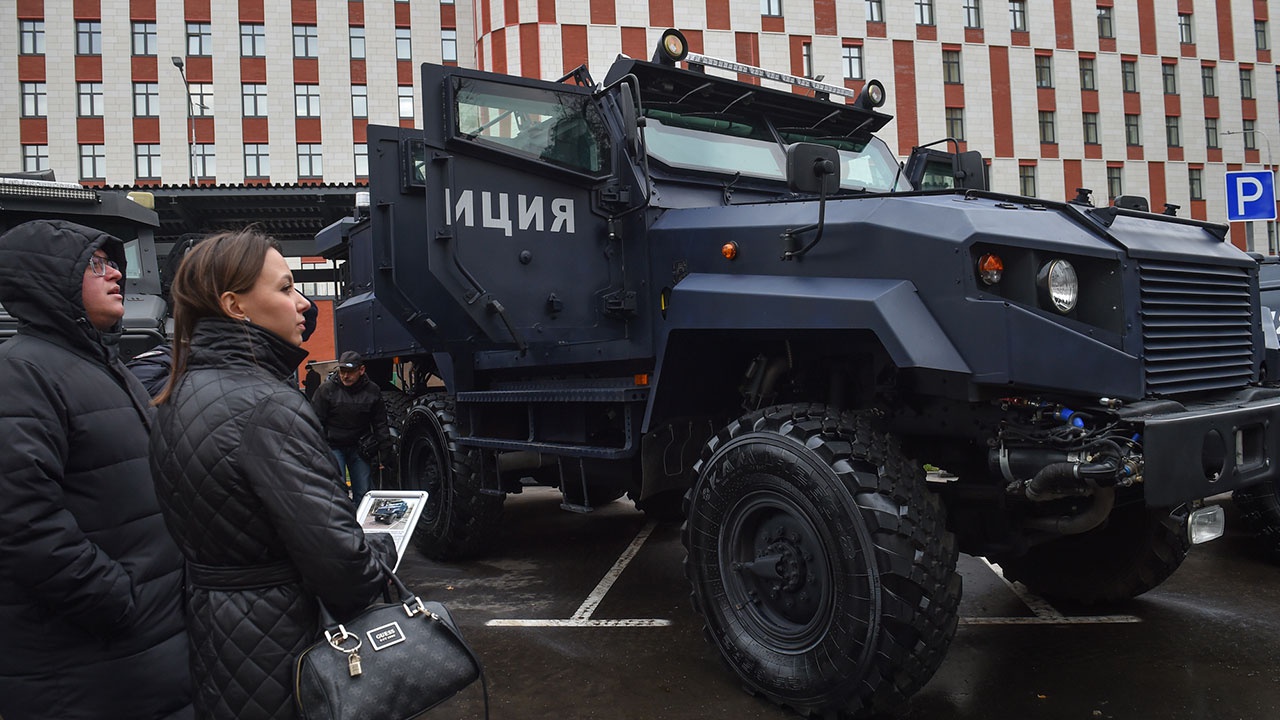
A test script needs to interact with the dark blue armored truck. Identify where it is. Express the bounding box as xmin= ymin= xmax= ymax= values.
xmin=318 ymin=30 xmax=1280 ymax=718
